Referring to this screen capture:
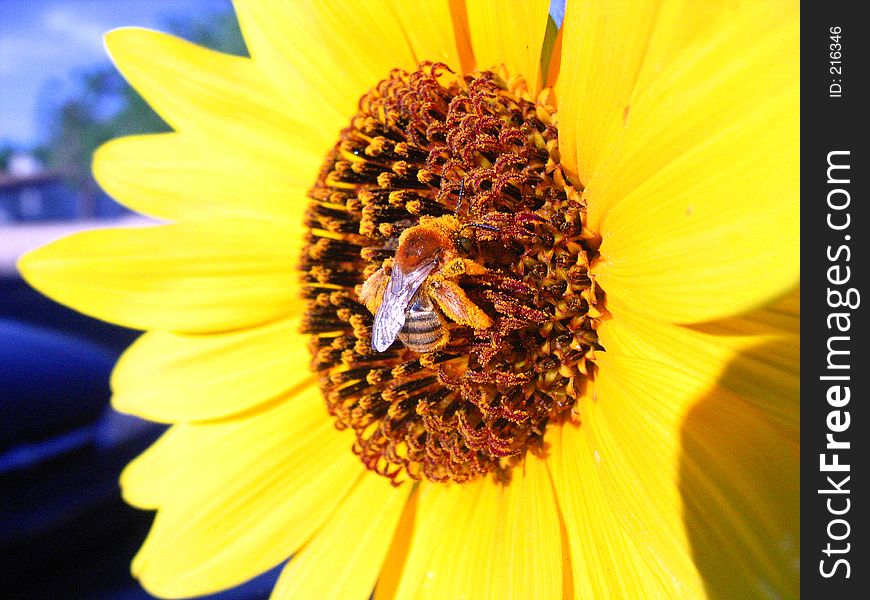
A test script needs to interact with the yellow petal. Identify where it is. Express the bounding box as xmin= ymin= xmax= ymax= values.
xmin=447 ymin=0 xmax=475 ymax=75
xmin=94 ymin=133 xmax=312 ymax=223
xmin=466 ymin=0 xmax=550 ymax=91
xmin=688 ymin=287 xmax=800 ymax=436
xmin=585 ymin=5 xmax=798 ymax=322
xmin=556 ymin=2 xmax=661 ymax=183
xmin=383 ymin=0 xmax=466 ymax=72
xmin=548 ymin=422 xmax=706 ymax=598
xmin=391 ymin=480 xmax=495 ymax=600
xmin=540 ymin=15 xmax=560 ymax=90
xmin=372 ymin=488 xmax=418 ymax=600
xmin=112 ymin=317 xmax=312 ymax=423
xmin=392 ymin=458 xmax=562 ymax=600
xmin=557 ymin=1 xmax=788 ymax=185
xmin=496 ymin=456 xmax=563 ymax=600
xmin=272 ymin=472 xmax=411 ymax=600
xmin=123 ymin=387 xmax=364 ymax=598
xmin=18 ymin=220 xmax=300 ymax=333
xmin=576 ymin=349 xmax=799 ymax=599
xmin=597 ymin=286 xmax=800 ymax=436
xmin=234 ymin=0 xmax=423 ymax=142
xmin=104 ymin=28 xmax=330 ymax=164
xmin=679 ymin=388 xmax=800 ymax=599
